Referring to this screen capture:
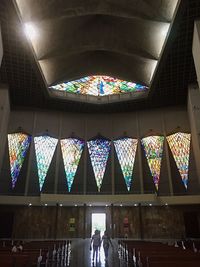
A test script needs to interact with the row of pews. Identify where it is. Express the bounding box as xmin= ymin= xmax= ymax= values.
xmin=118 ymin=240 xmax=200 ymax=267
xmin=0 ymin=239 xmax=72 ymax=267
